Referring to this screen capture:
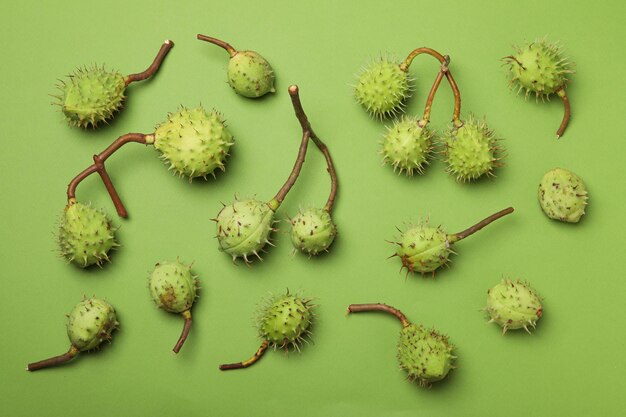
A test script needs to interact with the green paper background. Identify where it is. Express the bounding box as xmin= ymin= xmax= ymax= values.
xmin=1 ymin=0 xmax=625 ymax=415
